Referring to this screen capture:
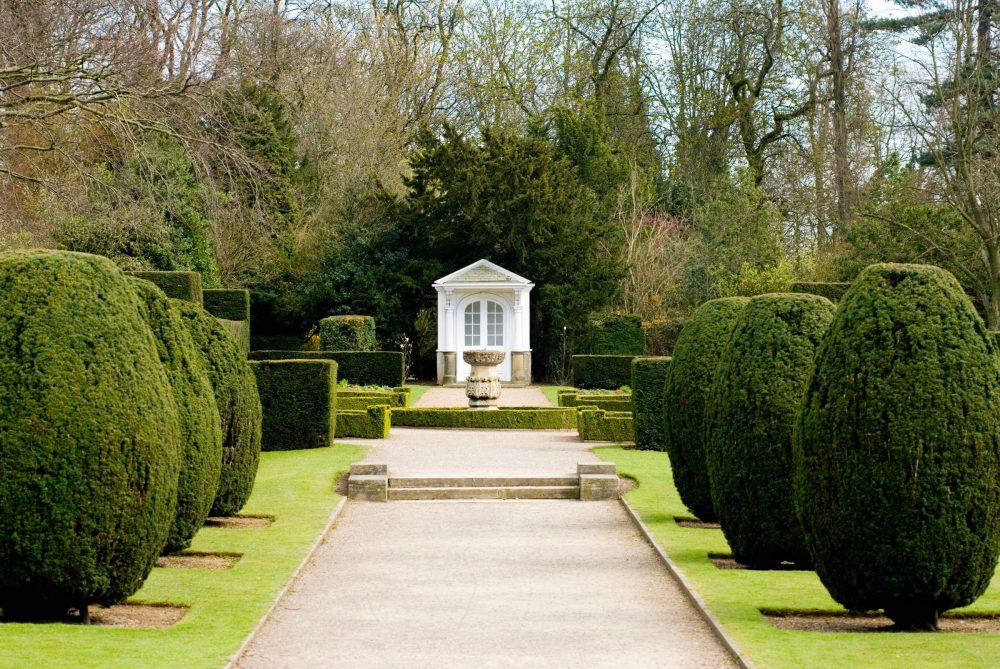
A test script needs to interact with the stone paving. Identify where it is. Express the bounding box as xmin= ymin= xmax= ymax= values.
xmin=232 ymin=387 xmax=737 ymax=668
